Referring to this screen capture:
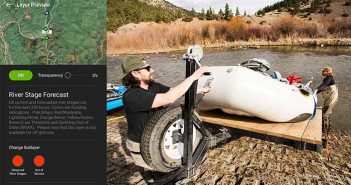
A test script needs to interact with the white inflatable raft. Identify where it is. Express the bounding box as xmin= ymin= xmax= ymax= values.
xmin=197 ymin=66 xmax=317 ymax=122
